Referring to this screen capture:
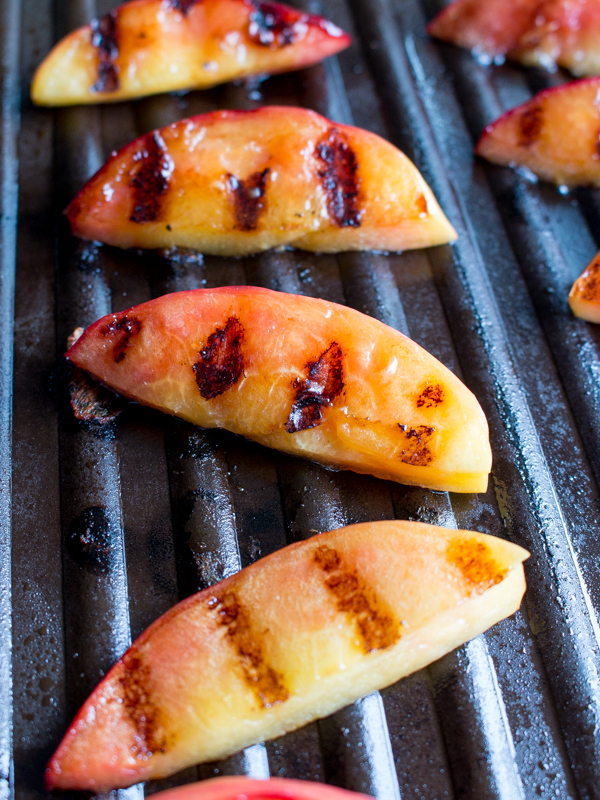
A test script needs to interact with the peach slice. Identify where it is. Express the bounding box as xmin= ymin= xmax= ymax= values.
xmin=569 ymin=251 xmax=600 ymax=321
xmin=31 ymin=0 xmax=350 ymax=106
xmin=65 ymin=106 xmax=457 ymax=255
xmin=427 ymin=0 xmax=600 ymax=76
xmin=123 ymin=777 xmax=374 ymax=799
xmin=65 ymin=286 xmax=492 ymax=493
xmin=46 ymin=520 xmax=528 ymax=790
xmin=475 ymin=77 xmax=600 ymax=186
